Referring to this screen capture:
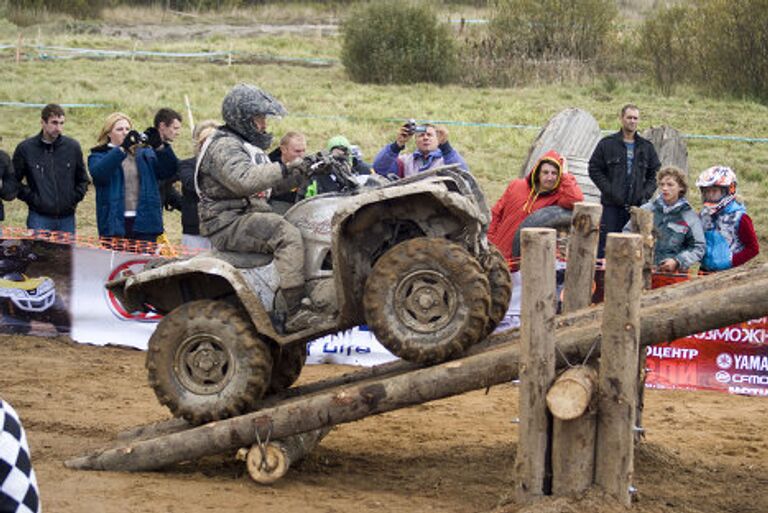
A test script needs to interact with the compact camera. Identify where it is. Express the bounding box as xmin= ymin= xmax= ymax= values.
xmin=405 ymin=119 xmax=427 ymax=134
